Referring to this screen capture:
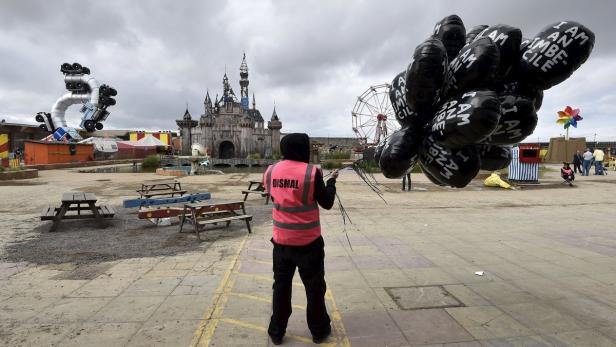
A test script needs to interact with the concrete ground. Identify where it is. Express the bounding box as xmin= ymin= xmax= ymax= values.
xmin=1 ymin=165 xmax=616 ymax=346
